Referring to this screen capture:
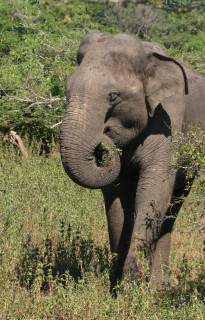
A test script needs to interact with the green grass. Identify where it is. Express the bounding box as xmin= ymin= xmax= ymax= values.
xmin=0 ymin=145 xmax=204 ymax=319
